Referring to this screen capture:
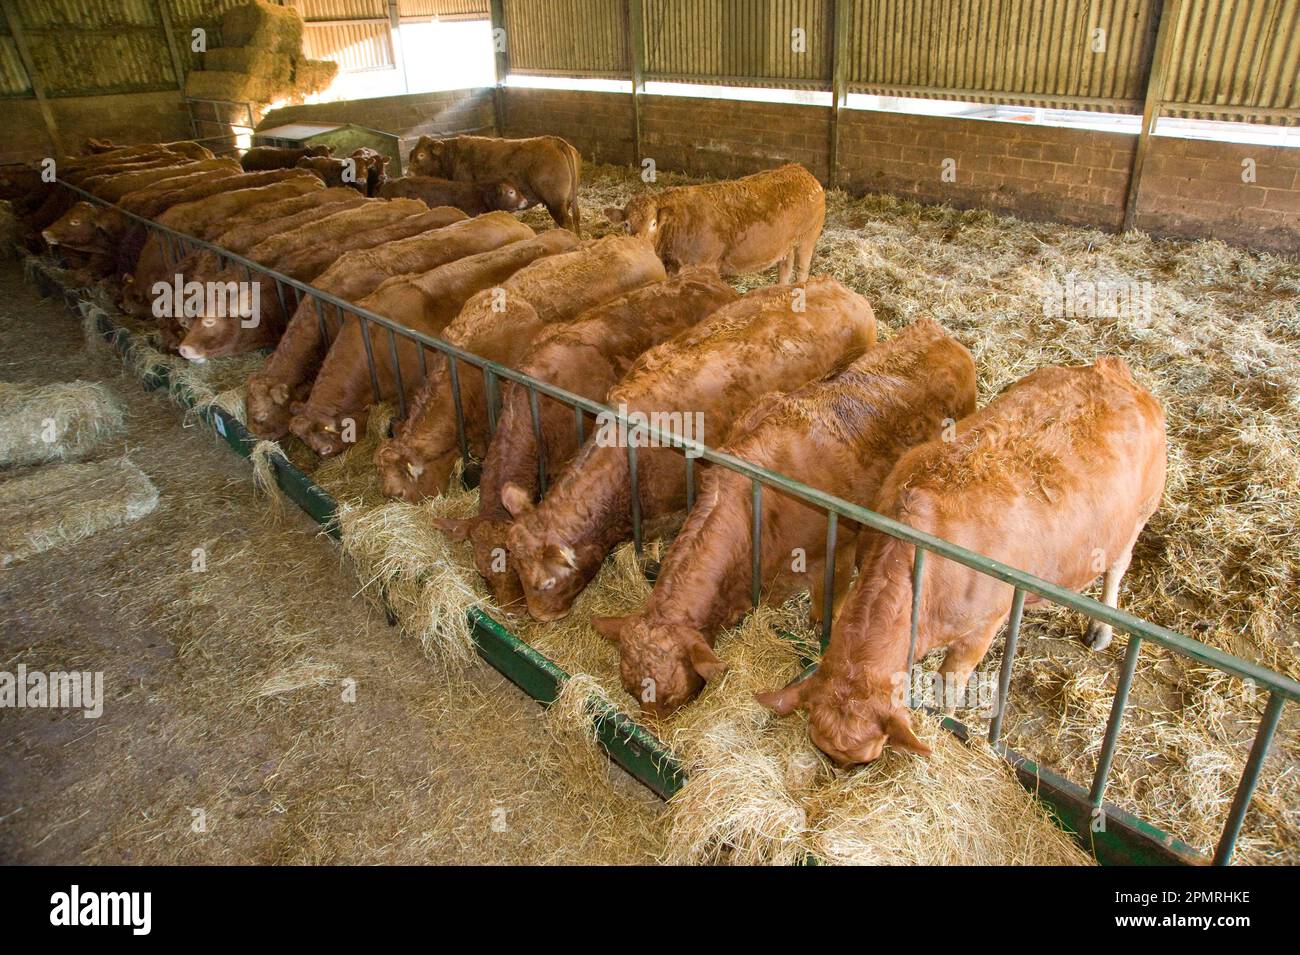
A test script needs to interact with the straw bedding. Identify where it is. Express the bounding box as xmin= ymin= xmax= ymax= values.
xmin=0 ymin=456 xmax=159 ymax=566
xmin=40 ymin=160 xmax=1297 ymax=865
xmin=0 ymin=379 xmax=125 ymax=467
